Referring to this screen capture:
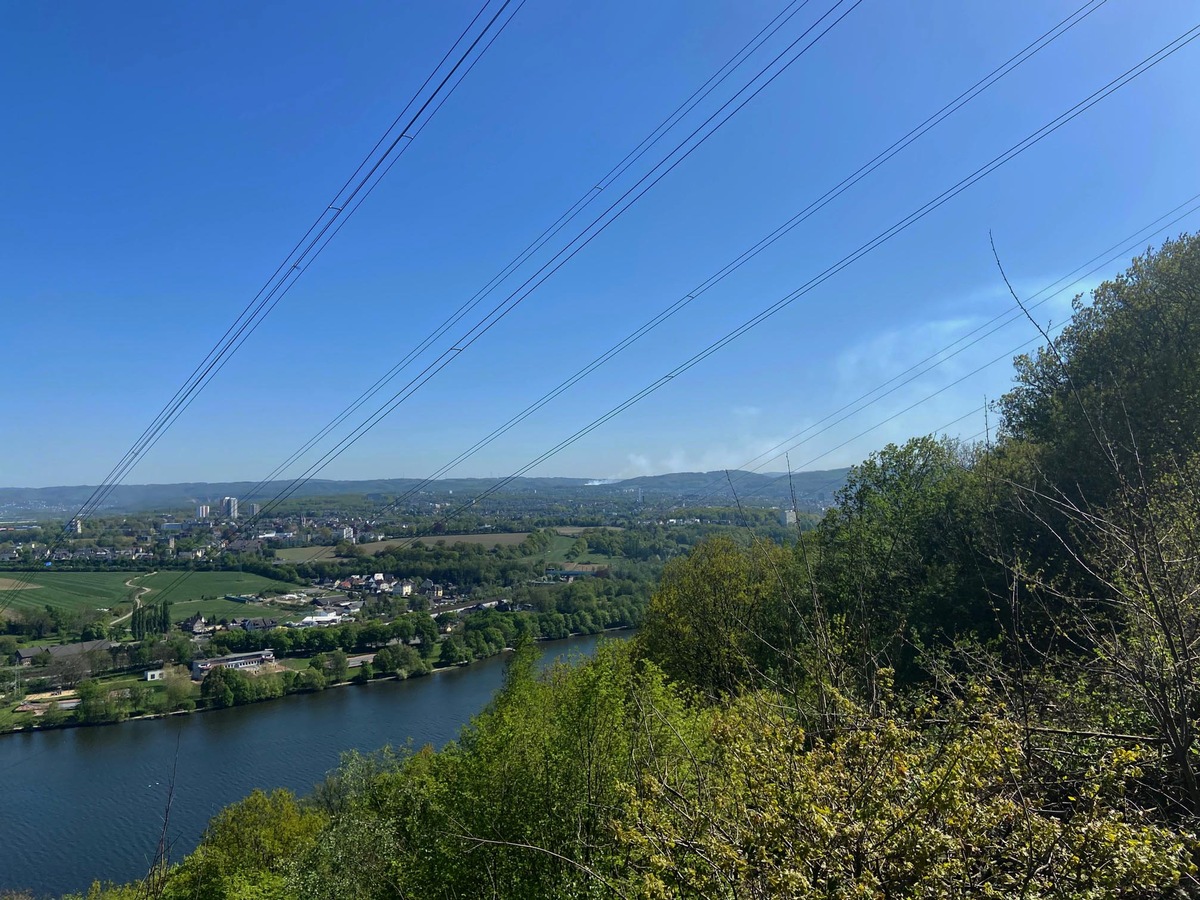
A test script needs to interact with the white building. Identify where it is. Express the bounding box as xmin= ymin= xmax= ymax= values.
xmin=222 ymin=497 xmax=239 ymax=519
xmin=191 ymin=649 xmax=274 ymax=680
xmin=294 ymin=612 xmax=343 ymax=628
